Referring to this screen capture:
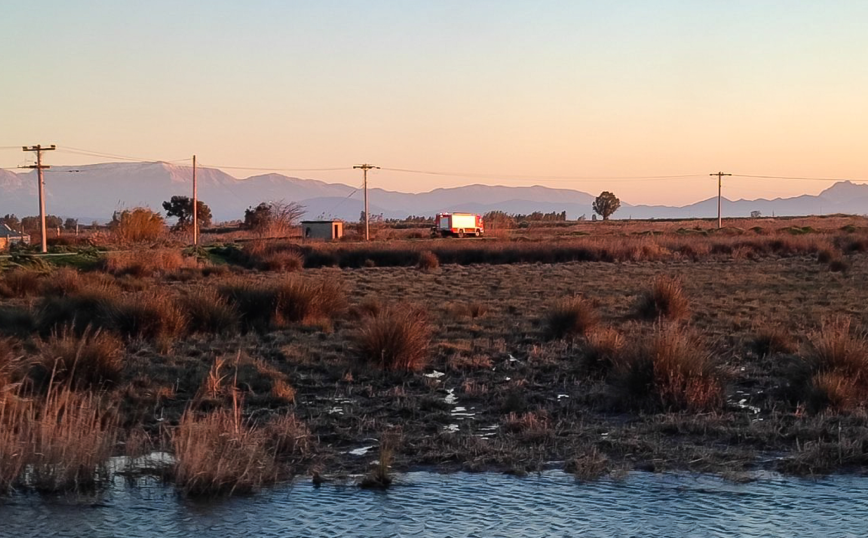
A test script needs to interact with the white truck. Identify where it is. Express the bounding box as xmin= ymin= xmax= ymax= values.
xmin=431 ymin=213 xmax=484 ymax=238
